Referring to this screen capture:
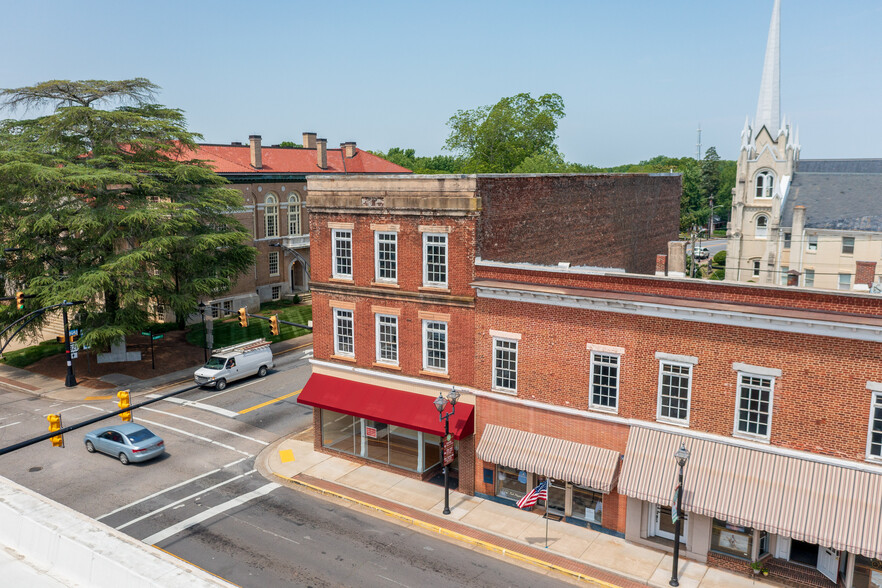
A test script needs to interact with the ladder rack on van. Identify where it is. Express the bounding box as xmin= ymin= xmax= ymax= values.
xmin=212 ymin=339 xmax=270 ymax=355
